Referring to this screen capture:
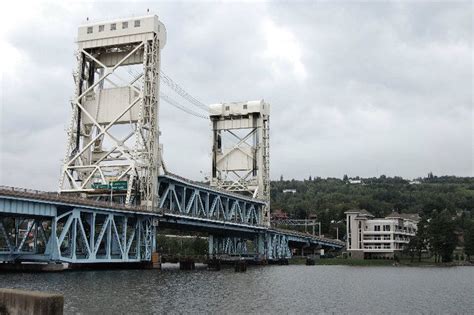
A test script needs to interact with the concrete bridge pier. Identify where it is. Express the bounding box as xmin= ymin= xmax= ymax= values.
xmin=179 ymin=259 xmax=195 ymax=270
xmin=207 ymin=256 xmax=221 ymax=271
xmin=234 ymin=260 xmax=247 ymax=272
